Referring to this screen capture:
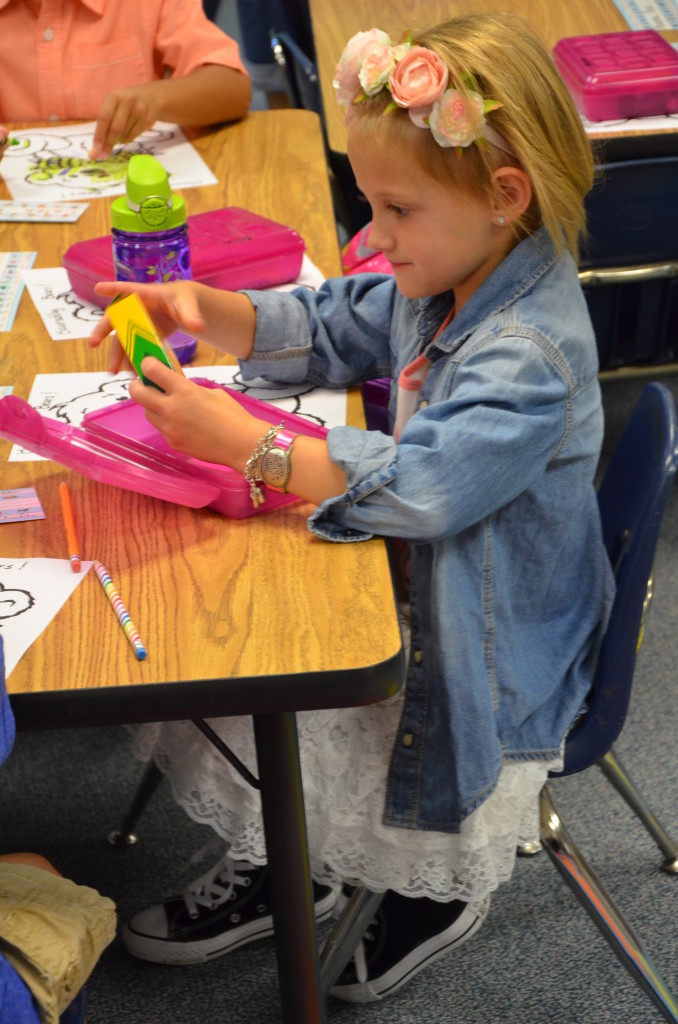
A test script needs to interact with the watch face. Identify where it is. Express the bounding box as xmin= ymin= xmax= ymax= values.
xmin=261 ymin=446 xmax=289 ymax=487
